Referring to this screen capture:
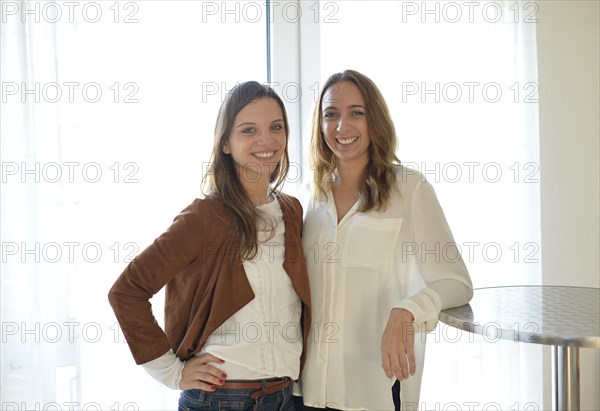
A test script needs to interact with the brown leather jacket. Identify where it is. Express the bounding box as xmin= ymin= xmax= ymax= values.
xmin=108 ymin=193 xmax=312 ymax=372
